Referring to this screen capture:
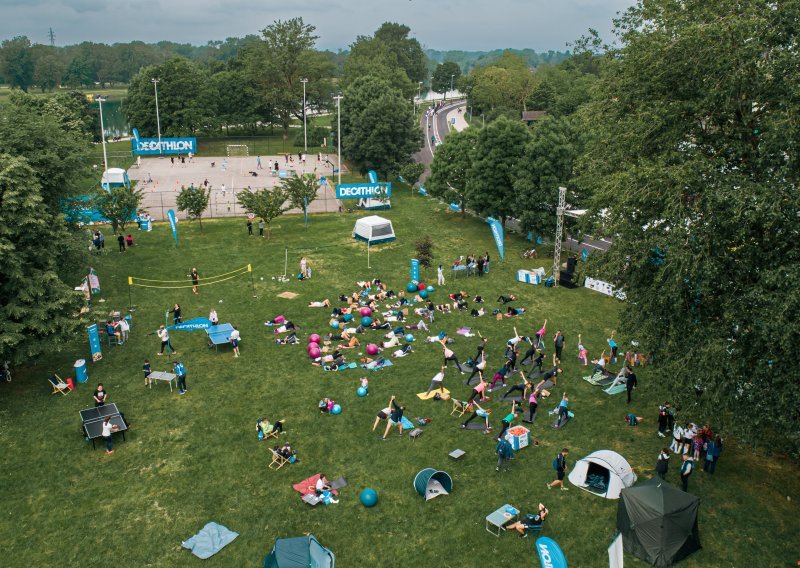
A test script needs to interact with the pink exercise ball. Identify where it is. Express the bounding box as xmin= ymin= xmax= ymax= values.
xmin=309 ymin=347 xmax=321 ymax=359
xmin=309 ymin=334 xmax=321 ymax=344
xmin=307 ymin=342 xmax=319 ymax=353
xmin=366 ymin=344 xmax=379 ymax=356
xmin=360 ymin=307 xmax=372 ymax=317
